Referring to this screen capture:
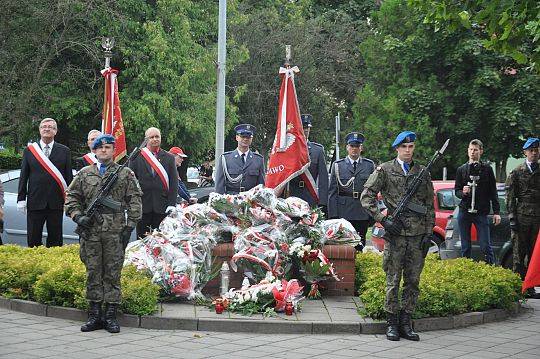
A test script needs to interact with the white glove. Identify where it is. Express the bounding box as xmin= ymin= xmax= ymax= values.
xmin=17 ymin=201 xmax=27 ymax=214
xmin=165 ymin=206 xmax=176 ymax=214
xmin=188 ymin=197 xmax=198 ymax=204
